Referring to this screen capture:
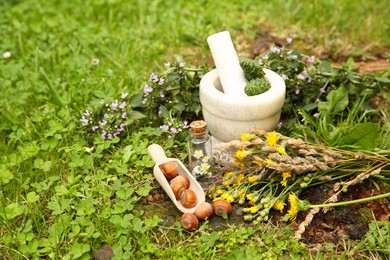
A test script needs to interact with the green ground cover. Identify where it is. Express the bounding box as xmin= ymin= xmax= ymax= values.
xmin=1 ymin=0 xmax=389 ymax=259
